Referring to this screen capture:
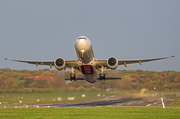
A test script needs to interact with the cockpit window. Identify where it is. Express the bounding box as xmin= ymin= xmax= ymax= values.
xmin=78 ymin=38 xmax=87 ymax=40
